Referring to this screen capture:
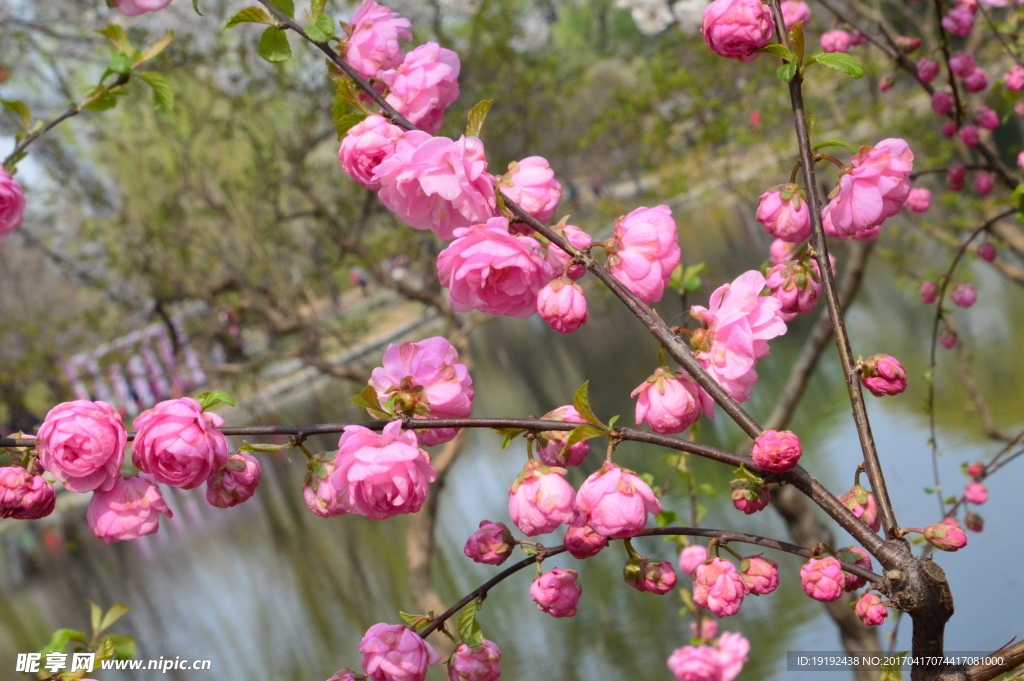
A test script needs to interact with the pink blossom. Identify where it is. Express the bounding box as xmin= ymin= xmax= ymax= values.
xmin=821 ymin=138 xmax=914 ymax=239
xmin=359 ymin=623 xmax=439 ymax=681
xmin=948 ymin=163 xmax=966 ymax=191
xmin=536 ymin=405 xmax=591 ymax=467
xmin=840 ymin=546 xmax=873 ymax=591
xmin=132 ymin=398 xmax=229 ymax=490
xmin=667 ymin=645 xmax=720 ymax=681
xmin=87 ymin=474 xmax=172 ymax=544
xmin=839 ymin=484 xmax=881 ymax=531
xmin=498 ymin=157 xmax=562 ymax=224
xmin=920 ymin=281 xmax=938 ymax=304
xmin=800 ymin=556 xmax=845 ymax=601
xmin=941 ymin=328 xmax=958 ymax=349
xmin=575 ymin=461 xmax=661 ymax=539
xmin=766 ymin=259 xmax=822 ymax=316
xmin=437 ymin=217 xmax=549 ymax=318
xmin=965 ymin=511 xmax=984 ymax=532
xmin=0 ymin=467 xmax=55 ymax=520
xmin=330 ymin=421 xmax=437 ymax=519
xmin=1004 ymin=65 xmax=1024 ymax=91
xmin=751 ymin=429 xmax=802 ymax=473
xmin=369 ymin=336 xmax=474 ymax=446
xmin=700 ymin=0 xmax=775 ymax=62
xmin=959 ymin=125 xmax=981 ymax=147
xmin=895 ymin=36 xmax=921 ymax=52
xmin=679 ymin=544 xmax=708 ymax=576
xmin=464 ymin=520 xmax=515 ymax=565
xmin=820 ymin=30 xmax=852 ymax=53
xmin=530 ymin=568 xmax=582 ymax=617
xmin=540 ymin=223 xmax=593 ymax=281
xmin=715 ymin=632 xmax=750 ymax=681
xmin=917 ymin=58 xmax=940 ymax=83
xmin=339 ymin=115 xmax=405 ymax=190
xmin=304 ymin=452 xmax=346 ymax=518
xmin=964 ymin=69 xmax=989 ymax=93
xmin=37 ymin=400 xmax=126 ymax=493
xmin=632 ymin=367 xmax=713 ymax=435
xmin=625 ymin=557 xmax=678 ymax=595
xmin=205 ymin=452 xmax=261 ymax=508
xmin=563 ymin=517 xmax=608 ymax=559
xmin=941 ymin=121 xmax=959 ymax=138
xmin=447 ymin=640 xmax=501 ymax=681
xmin=780 ymin=0 xmax=811 ymax=28
xmin=113 ymin=0 xmax=172 ymax=17
xmin=859 ymin=354 xmax=907 ymax=397
xmin=878 ymin=75 xmax=895 ymax=93
xmin=605 ymin=205 xmax=681 ymax=303
xmin=374 ymin=132 xmax=496 ymax=239
xmin=849 ymin=29 xmax=868 ymax=46
xmin=769 ymin=238 xmax=799 ymax=265
xmin=906 ymin=187 xmax=931 ymax=213
xmin=967 ymin=462 xmax=984 ymax=478
xmin=537 ymin=277 xmax=588 ymax=333
xmin=856 ymin=593 xmax=888 ymax=626
xmin=976 ymin=242 xmax=996 ymax=262
xmin=344 ymin=1 xmax=412 ymax=80
xmin=949 ymin=52 xmax=975 ymax=77
xmin=941 ymin=7 xmax=974 ymax=36
xmin=931 ymin=91 xmax=955 ymax=116
xmin=739 ymin=555 xmax=779 ymax=595
xmin=508 ymin=463 xmax=576 ymax=536
xmin=693 ymin=558 xmax=745 ymax=617
xmin=950 ymin=283 xmax=977 ymax=307
xmin=0 ymin=170 xmax=25 ymax=241
xmin=964 ymin=481 xmax=988 ymax=505
xmin=975 ymin=108 xmax=999 ymax=130
xmin=381 ymin=43 xmax=460 ymax=134
xmin=730 ymin=478 xmax=770 ymax=514
xmin=690 ymin=270 xmax=787 ymax=403
xmin=923 ymin=522 xmax=967 ymax=551
xmin=755 ymin=184 xmax=812 ymax=242
xmin=974 ymin=173 xmax=994 ymax=196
